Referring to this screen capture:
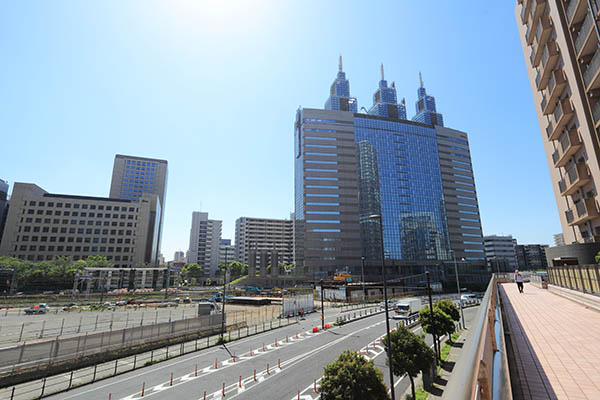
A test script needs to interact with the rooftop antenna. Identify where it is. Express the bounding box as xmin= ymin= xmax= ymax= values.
xmin=391 ymin=81 xmax=395 ymax=88
xmin=339 ymin=54 xmax=343 ymax=71
xmin=402 ymin=97 xmax=406 ymax=105
xmin=419 ymin=71 xmax=424 ymax=87
xmin=380 ymin=63 xmax=385 ymax=80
